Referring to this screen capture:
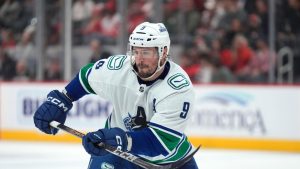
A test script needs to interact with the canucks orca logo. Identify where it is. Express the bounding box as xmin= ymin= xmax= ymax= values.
xmin=123 ymin=115 xmax=133 ymax=131
xmin=167 ymin=73 xmax=190 ymax=90
xmin=199 ymin=91 xmax=252 ymax=106
xmin=123 ymin=107 xmax=147 ymax=131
